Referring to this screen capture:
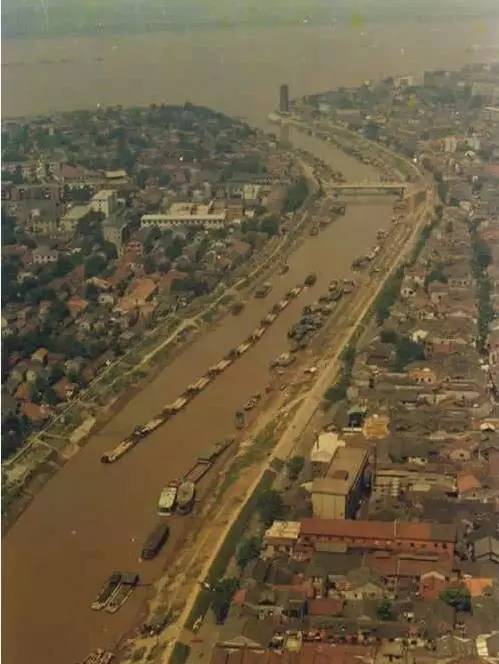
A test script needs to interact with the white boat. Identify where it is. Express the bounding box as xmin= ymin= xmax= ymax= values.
xmin=158 ymin=485 xmax=177 ymax=515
